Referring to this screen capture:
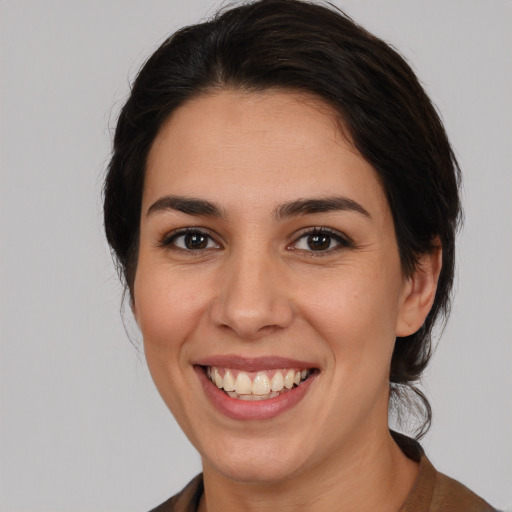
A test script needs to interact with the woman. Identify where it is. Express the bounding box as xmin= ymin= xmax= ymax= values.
xmin=104 ymin=0 xmax=496 ymax=510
